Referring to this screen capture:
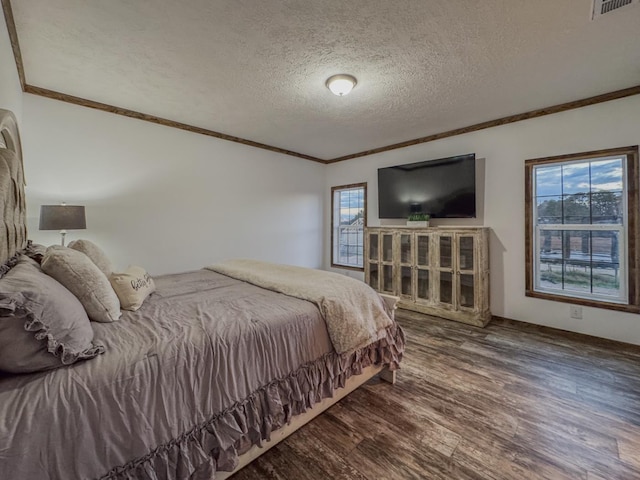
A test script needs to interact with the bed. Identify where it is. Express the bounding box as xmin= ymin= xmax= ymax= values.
xmin=0 ymin=108 xmax=405 ymax=479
